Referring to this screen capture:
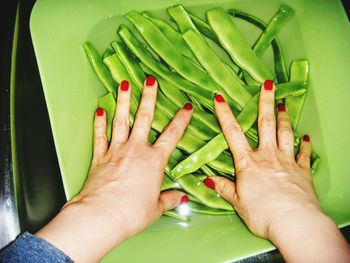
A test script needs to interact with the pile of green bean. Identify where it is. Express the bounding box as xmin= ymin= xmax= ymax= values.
xmin=83 ymin=4 xmax=320 ymax=221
